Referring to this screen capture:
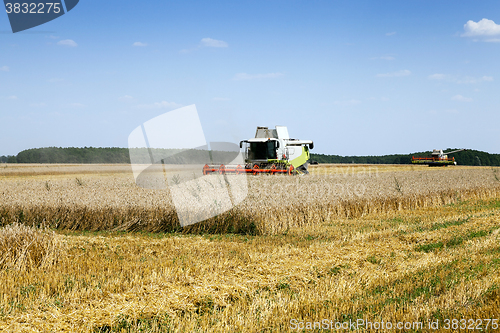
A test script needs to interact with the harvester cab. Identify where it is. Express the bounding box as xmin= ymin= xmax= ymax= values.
xmin=203 ymin=126 xmax=314 ymax=175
